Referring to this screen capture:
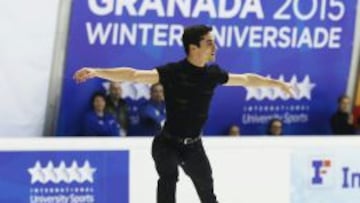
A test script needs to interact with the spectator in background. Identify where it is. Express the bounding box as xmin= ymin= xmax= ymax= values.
xmin=106 ymin=82 xmax=128 ymax=136
xmin=139 ymin=83 xmax=166 ymax=136
xmin=355 ymin=117 xmax=360 ymax=134
xmin=228 ymin=124 xmax=240 ymax=136
xmin=83 ymin=92 xmax=120 ymax=136
xmin=330 ymin=95 xmax=355 ymax=135
xmin=126 ymin=97 xmax=147 ymax=136
xmin=267 ymin=118 xmax=283 ymax=136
